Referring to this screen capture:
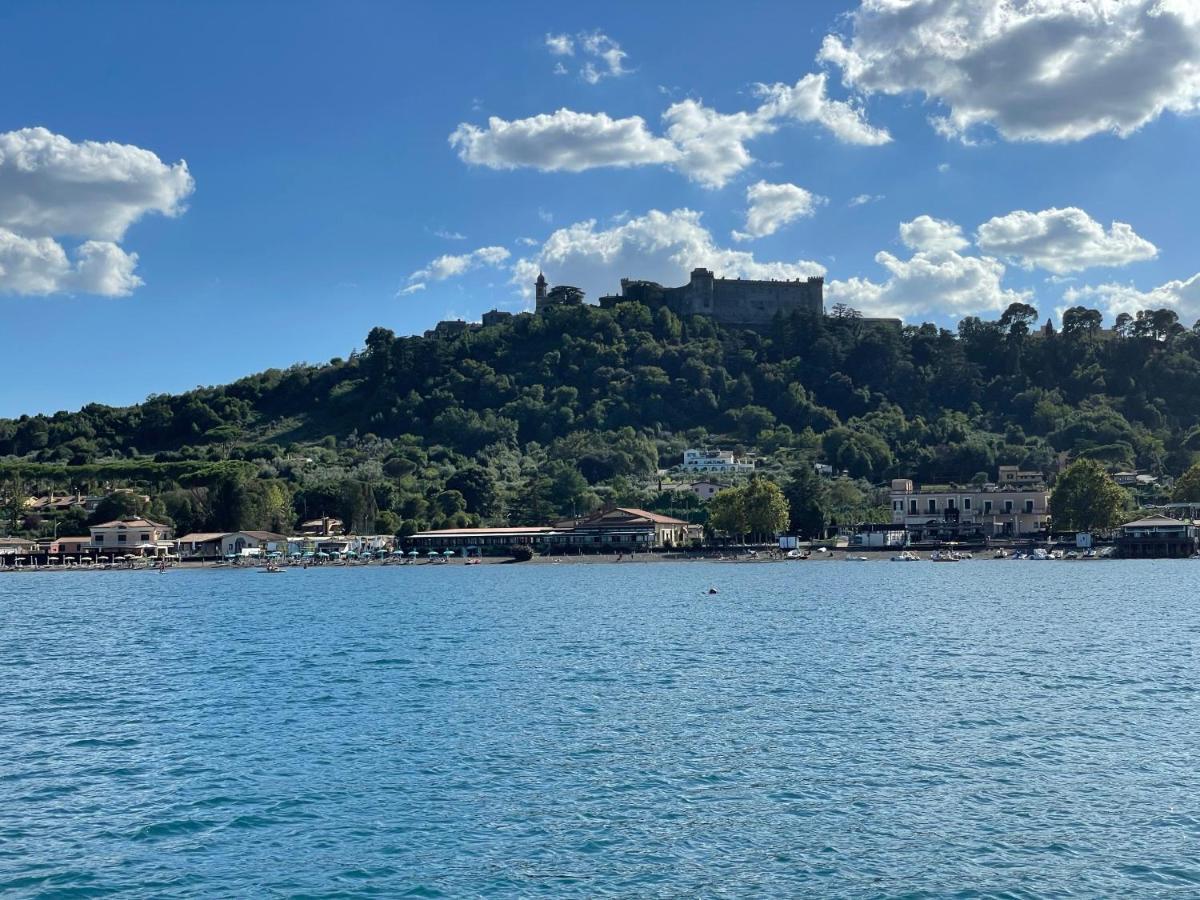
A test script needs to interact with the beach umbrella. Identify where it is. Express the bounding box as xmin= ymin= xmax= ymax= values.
xmin=442 ymin=549 xmax=455 ymax=557
xmin=426 ymin=550 xmax=438 ymax=557
xmin=407 ymin=550 xmax=419 ymax=557
xmin=316 ymin=551 xmax=329 ymax=559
